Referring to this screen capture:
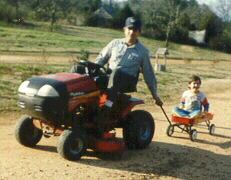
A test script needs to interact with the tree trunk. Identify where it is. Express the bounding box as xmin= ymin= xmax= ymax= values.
xmin=165 ymin=5 xmax=180 ymax=47
xmin=50 ymin=12 xmax=56 ymax=32
xmin=50 ymin=6 xmax=57 ymax=32
xmin=165 ymin=24 xmax=171 ymax=47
